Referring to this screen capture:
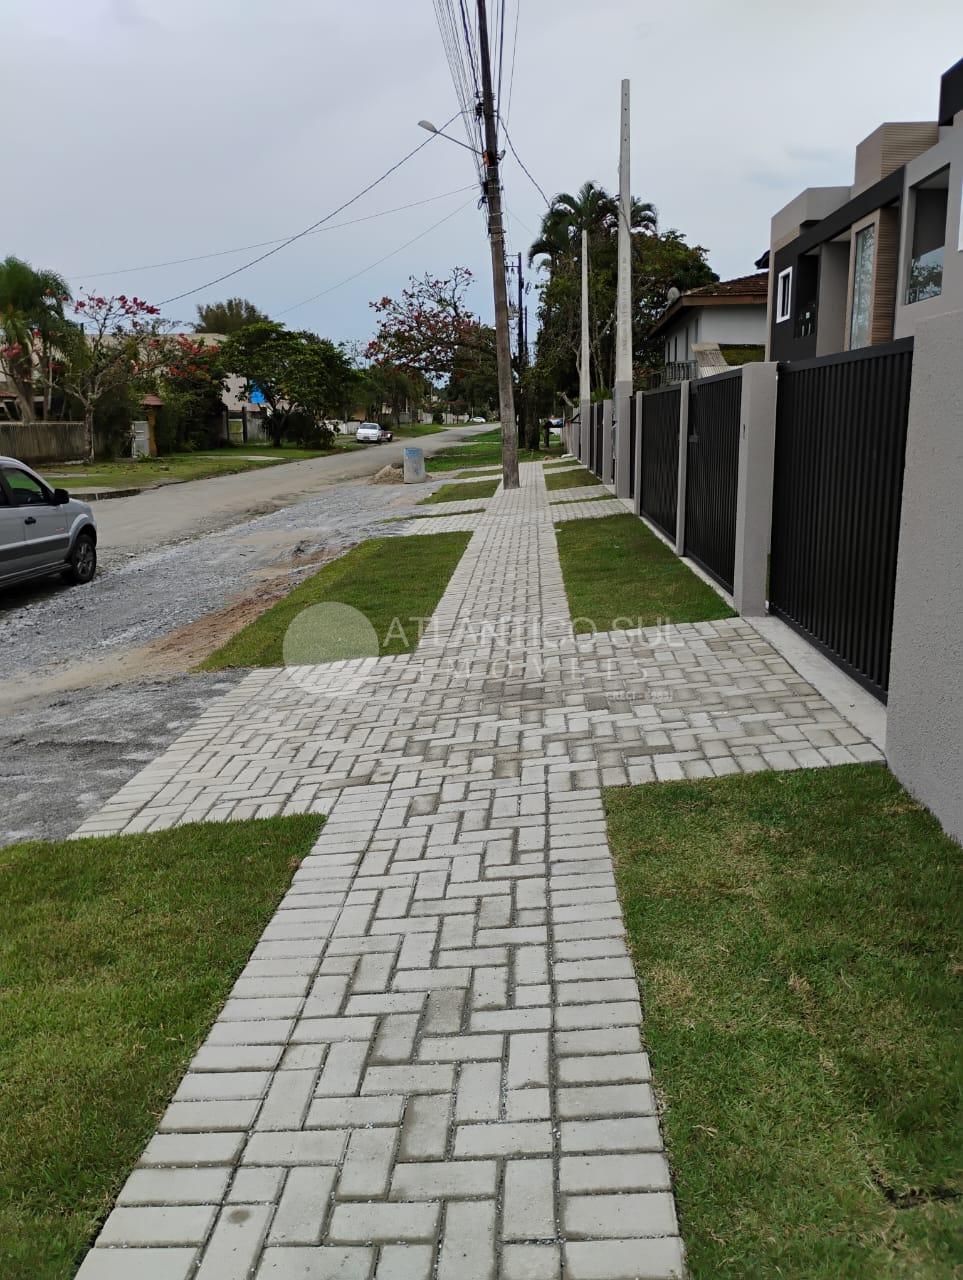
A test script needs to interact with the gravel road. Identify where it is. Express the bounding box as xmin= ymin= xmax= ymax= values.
xmin=0 ymin=465 xmax=465 ymax=844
